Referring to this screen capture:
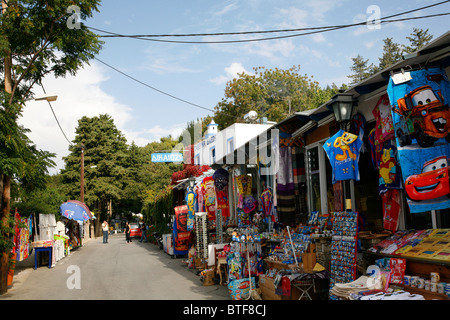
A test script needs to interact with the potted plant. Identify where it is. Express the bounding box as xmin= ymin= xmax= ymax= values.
xmin=7 ymin=253 xmax=16 ymax=287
